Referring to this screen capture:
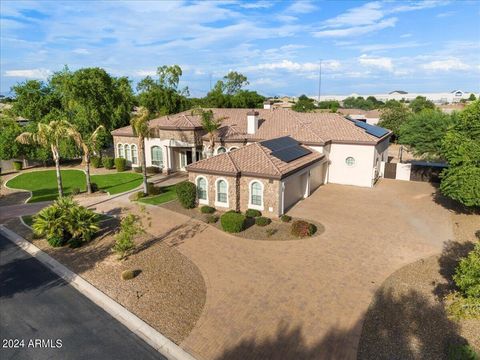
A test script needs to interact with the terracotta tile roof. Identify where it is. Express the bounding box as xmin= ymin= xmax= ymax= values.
xmin=187 ymin=137 xmax=325 ymax=179
xmin=111 ymin=108 xmax=391 ymax=144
